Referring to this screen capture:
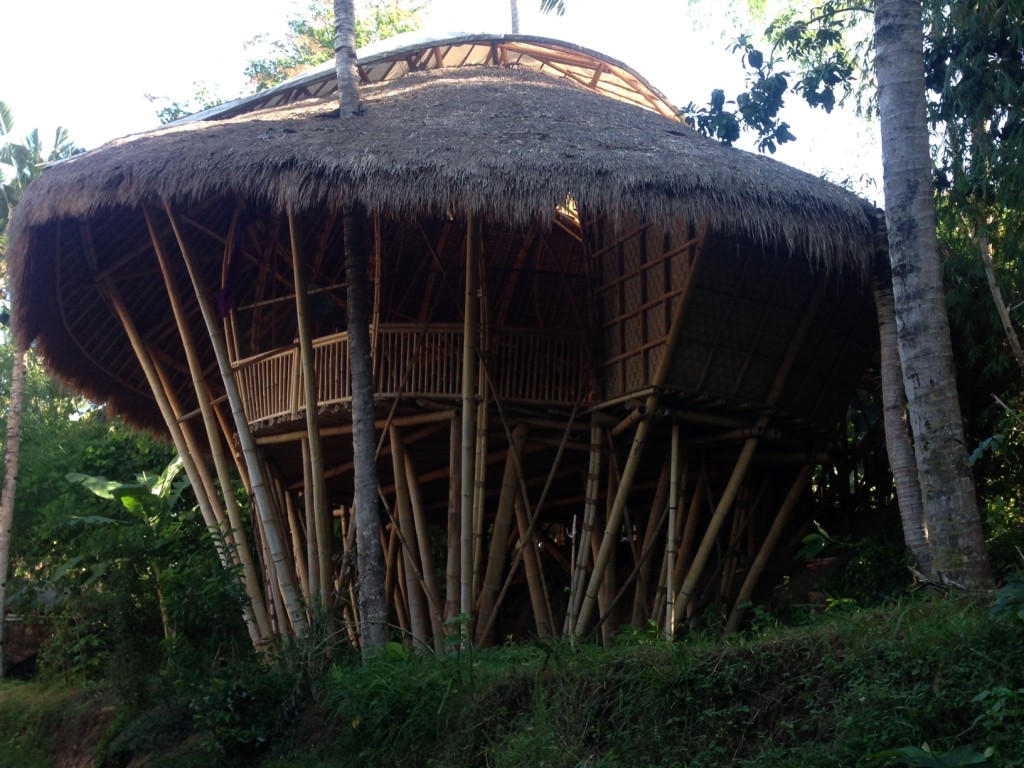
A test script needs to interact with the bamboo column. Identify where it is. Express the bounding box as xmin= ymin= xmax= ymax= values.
xmin=724 ymin=464 xmax=813 ymax=632
xmin=675 ymin=278 xmax=826 ymax=619
xmin=166 ymin=203 xmax=308 ymax=637
xmin=664 ymin=422 xmax=680 ymax=638
xmin=565 ymin=419 xmax=602 ymax=636
xmin=446 ymin=416 xmax=461 ymax=619
xmin=476 ymin=424 xmax=528 ymax=646
xmin=632 ymin=458 xmax=671 ymax=627
xmin=403 ymin=447 xmax=445 ymax=650
xmin=460 ymin=215 xmax=479 ymax=634
xmin=289 ymin=208 xmax=332 ymax=606
xmin=301 ymin=439 xmax=321 ymax=604
xmin=389 ymin=428 xmax=429 ymax=648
